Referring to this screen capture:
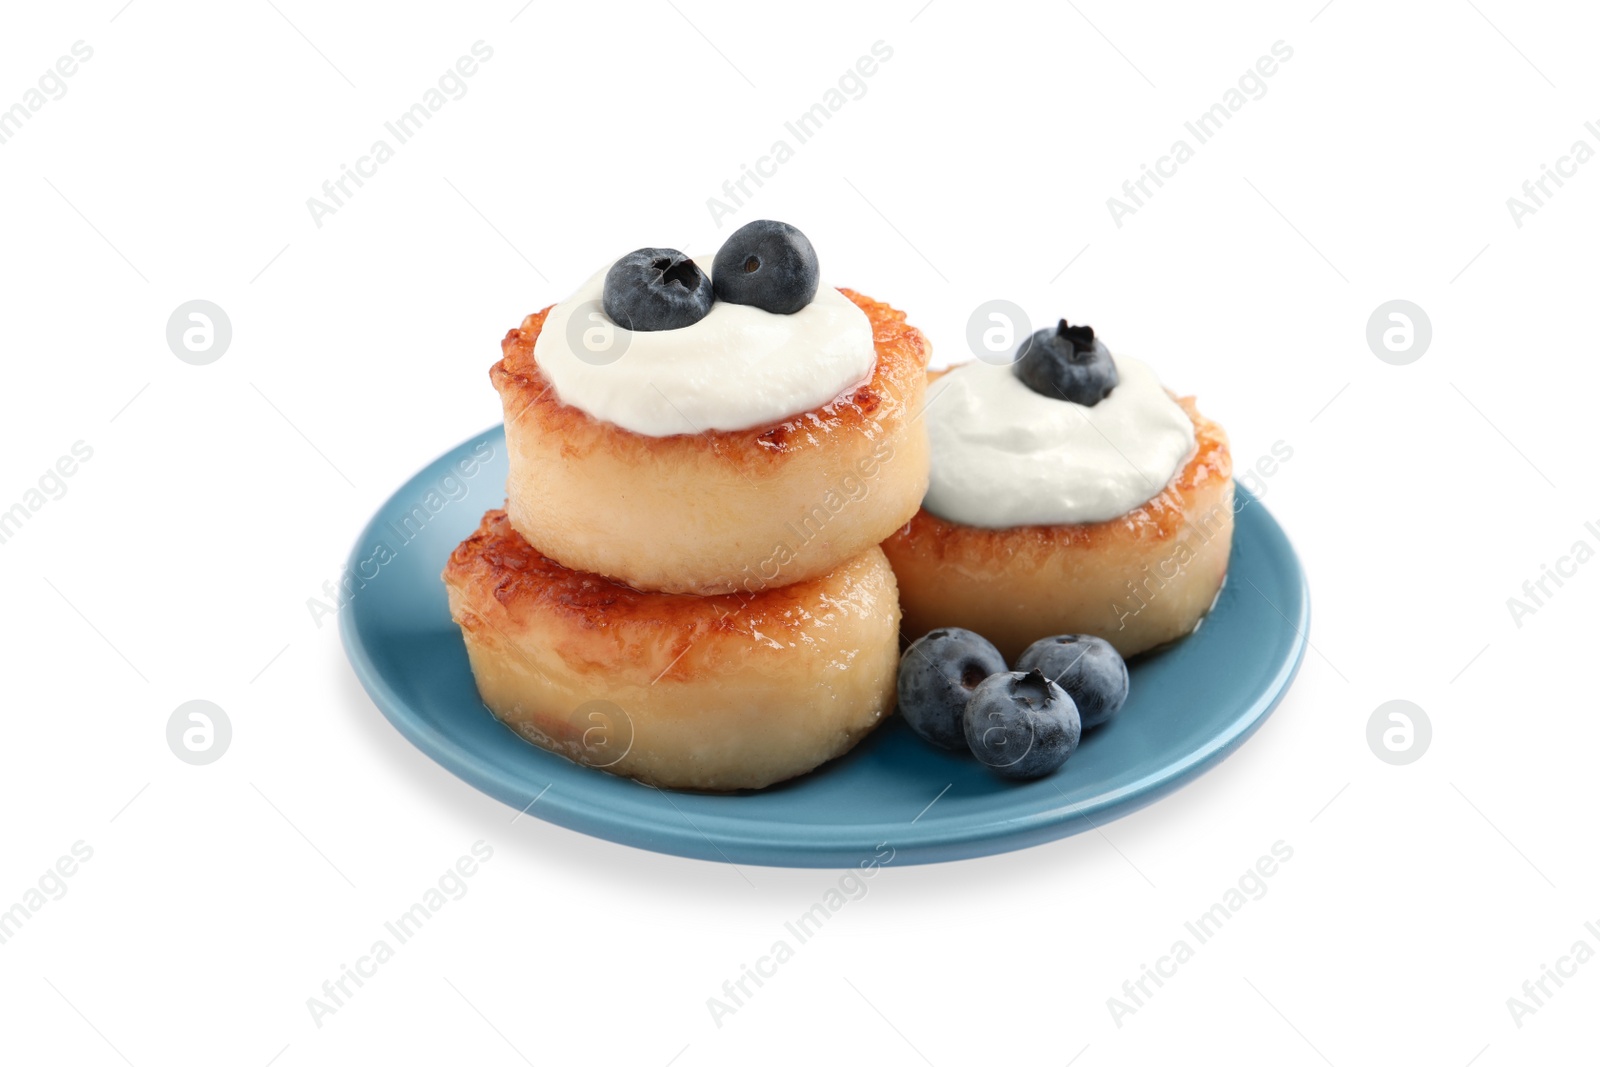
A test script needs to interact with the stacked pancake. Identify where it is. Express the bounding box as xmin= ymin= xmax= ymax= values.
xmin=444 ymin=229 xmax=931 ymax=791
